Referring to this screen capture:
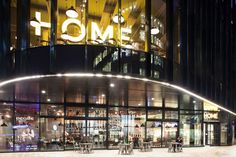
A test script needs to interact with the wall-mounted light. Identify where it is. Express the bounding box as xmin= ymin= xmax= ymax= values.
xmin=112 ymin=14 xmax=125 ymax=24
xmin=66 ymin=6 xmax=78 ymax=18
xmin=30 ymin=17 xmax=40 ymax=27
